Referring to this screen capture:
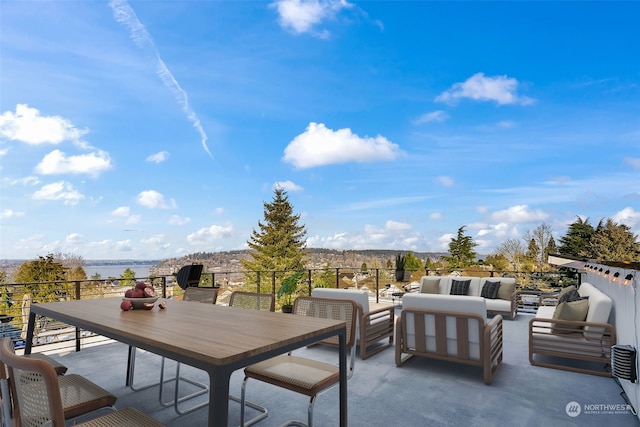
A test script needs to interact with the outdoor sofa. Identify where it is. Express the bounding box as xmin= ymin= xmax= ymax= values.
xmin=418 ymin=275 xmax=518 ymax=320
xmin=528 ymin=282 xmax=616 ymax=376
